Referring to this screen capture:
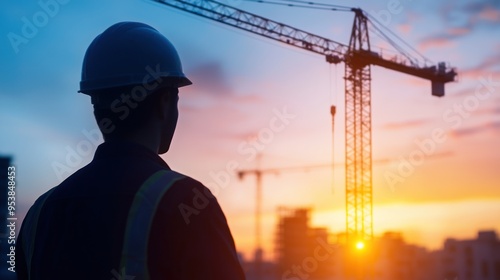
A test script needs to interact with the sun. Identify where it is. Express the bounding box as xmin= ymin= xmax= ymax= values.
xmin=355 ymin=241 xmax=365 ymax=250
